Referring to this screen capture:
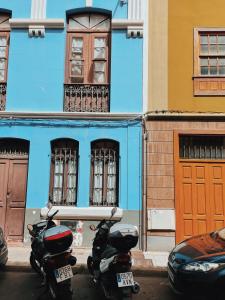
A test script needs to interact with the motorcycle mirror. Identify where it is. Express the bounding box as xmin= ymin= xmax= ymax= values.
xmin=89 ymin=224 xmax=96 ymax=231
xmin=27 ymin=224 xmax=33 ymax=232
xmin=111 ymin=207 xmax=117 ymax=217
